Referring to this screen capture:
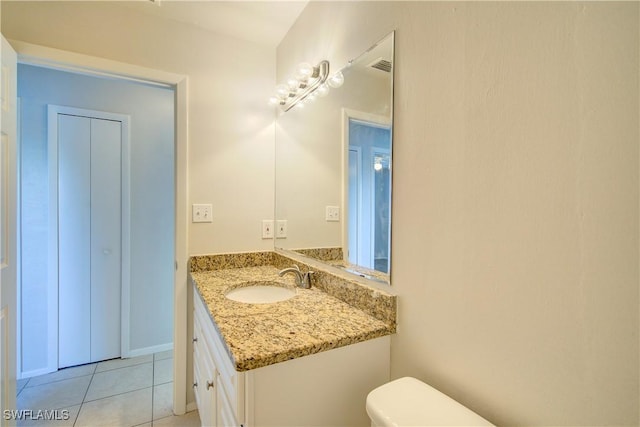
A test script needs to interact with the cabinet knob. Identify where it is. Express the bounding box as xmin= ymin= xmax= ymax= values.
xmin=193 ymin=382 xmax=198 ymax=388
xmin=193 ymin=337 xmax=198 ymax=343
xmin=206 ymin=380 xmax=214 ymax=390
